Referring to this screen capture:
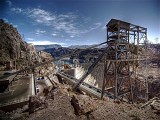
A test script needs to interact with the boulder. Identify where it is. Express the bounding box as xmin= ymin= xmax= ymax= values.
xmin=71 ymin=95 xmax=82 ymax=115
xmin=28 ymin=96 xmax=46 ymax=114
